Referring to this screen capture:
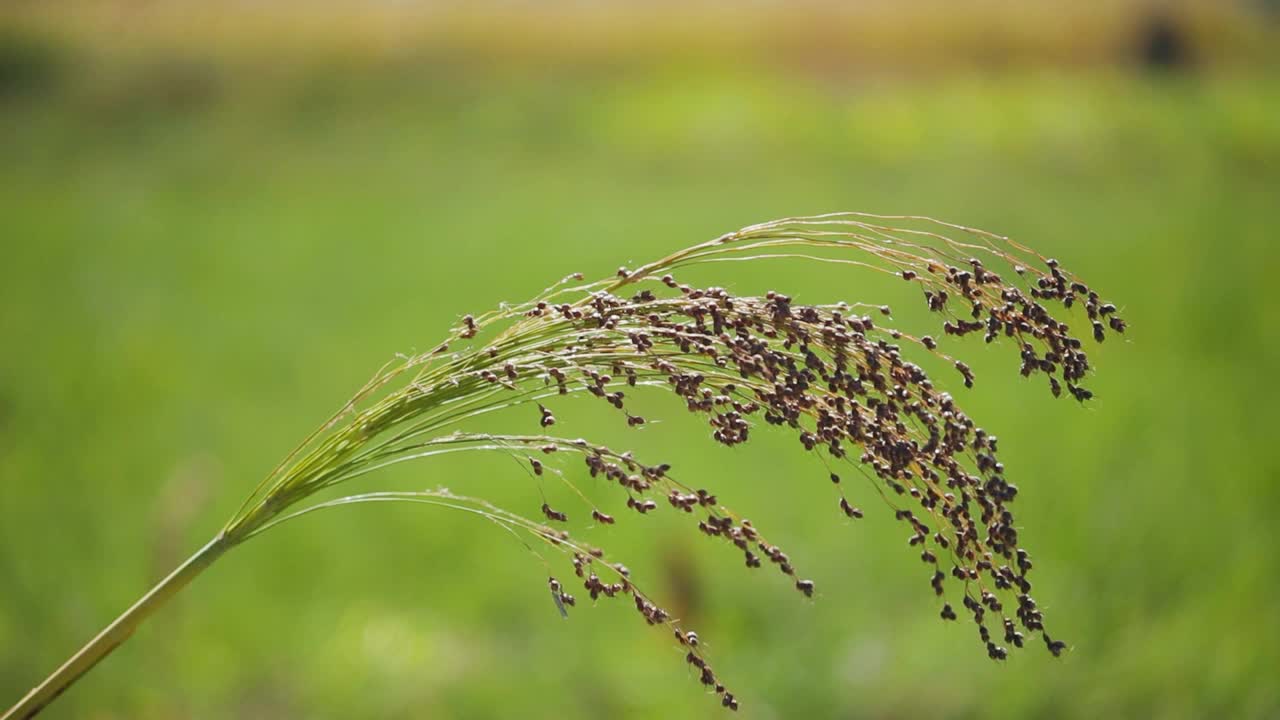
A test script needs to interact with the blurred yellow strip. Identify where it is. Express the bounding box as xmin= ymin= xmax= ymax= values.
xmin=2 ymin=0 xmax=1274 ymax=69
